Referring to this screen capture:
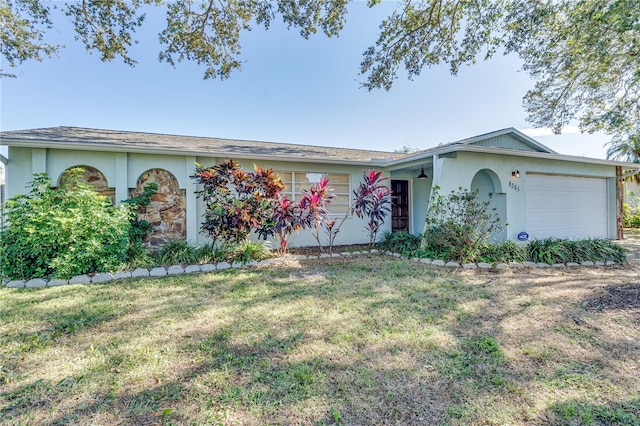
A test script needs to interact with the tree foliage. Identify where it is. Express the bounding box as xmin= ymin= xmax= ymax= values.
xmin=64 ymin=0 xmax=159 ymax=67
xmin=362 ymin=0 xmax=639 ymax=146
xmin=505 ymin=0 xmax=640 ymax=147
xmin=2 ymin=0 xmax=348 ymax=79
xmin=360 ymin=0 xmax=504 ymax=91
xmin=607 ymin=134 xmax=640 ymax=163
xmin=3 ymin=0 xmax=638 ymax=145
xmin=1 ymin=0 xmax=59 ymax=77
